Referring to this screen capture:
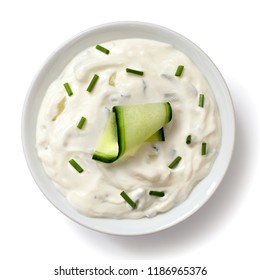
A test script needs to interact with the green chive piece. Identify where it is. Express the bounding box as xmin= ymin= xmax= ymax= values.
xmin=87 ymin=74 xmax=99 ymax=93
xmin=120 ymin=191 xmax=137 ymax=209
xmin=126 ymin=68 xmax=144 ymax=76
xmin=199 ymin=94 xmax=205 ymax=107
xmin=168 ymin=156 xmax=182 ymax=169
xmin=69 ymin=159 xmax=84 ymax=173
xmin=77 ymin=116 xmax=86 ymax=129
xmin=175 ymin=65 xmax=184 ymax=76
xmin=186 ymin=135 xmax=192 ymax=144
xmin=149 ymin=191 xmax=165 ymax=197
xmin=202 ymin=142 xmax=207 ymax=155
xmin=64 ymin=82 xmax=73 ymax=96
xmin=96 ymin=44 xmax=110 ymax=55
